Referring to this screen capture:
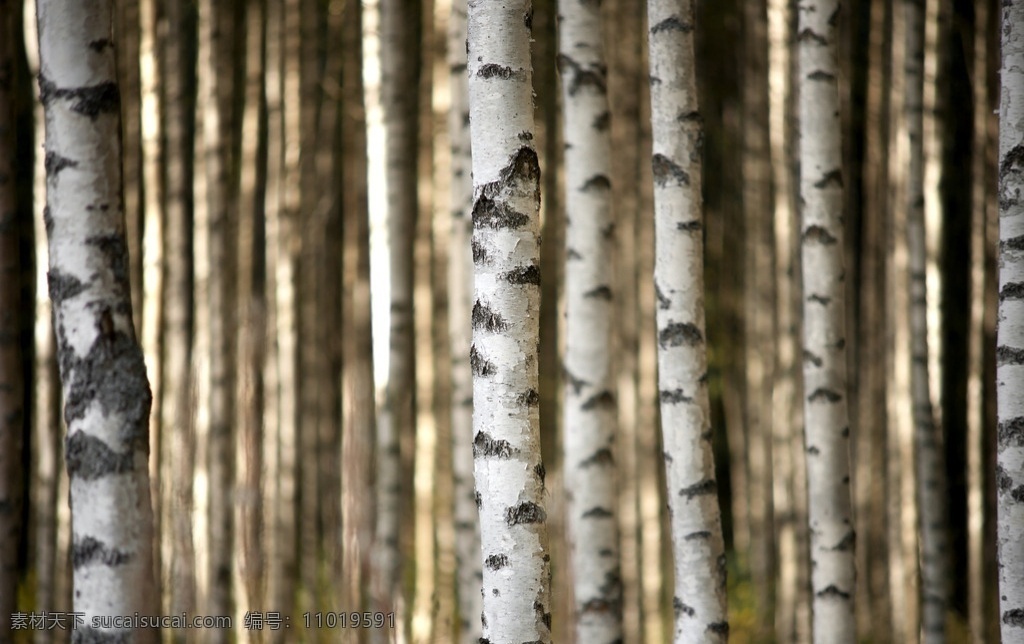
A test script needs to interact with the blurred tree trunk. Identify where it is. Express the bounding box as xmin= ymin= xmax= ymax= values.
xmin=997 ymin=1 xmax=1024 ymax=640
xmin=466 ymin=0 xmax=552 ymax=641
xmin=117 ymin=0 xmax=143 ymax=333
xmin=796 ymin=0 xmax=856 ymax=640
xmin=36 ymin=0 xmax=157 ymax=638
xmin=646 ymin=1 xmax=729 ymax=641
xmin=0 ymin=2 xmax=24 ymax=635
